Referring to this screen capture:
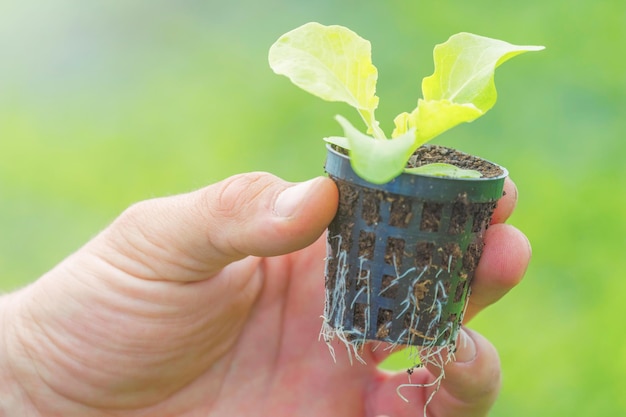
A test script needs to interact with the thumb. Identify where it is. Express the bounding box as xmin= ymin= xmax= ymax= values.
xmin=91 ymin=172 xmax=338 ymax=281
